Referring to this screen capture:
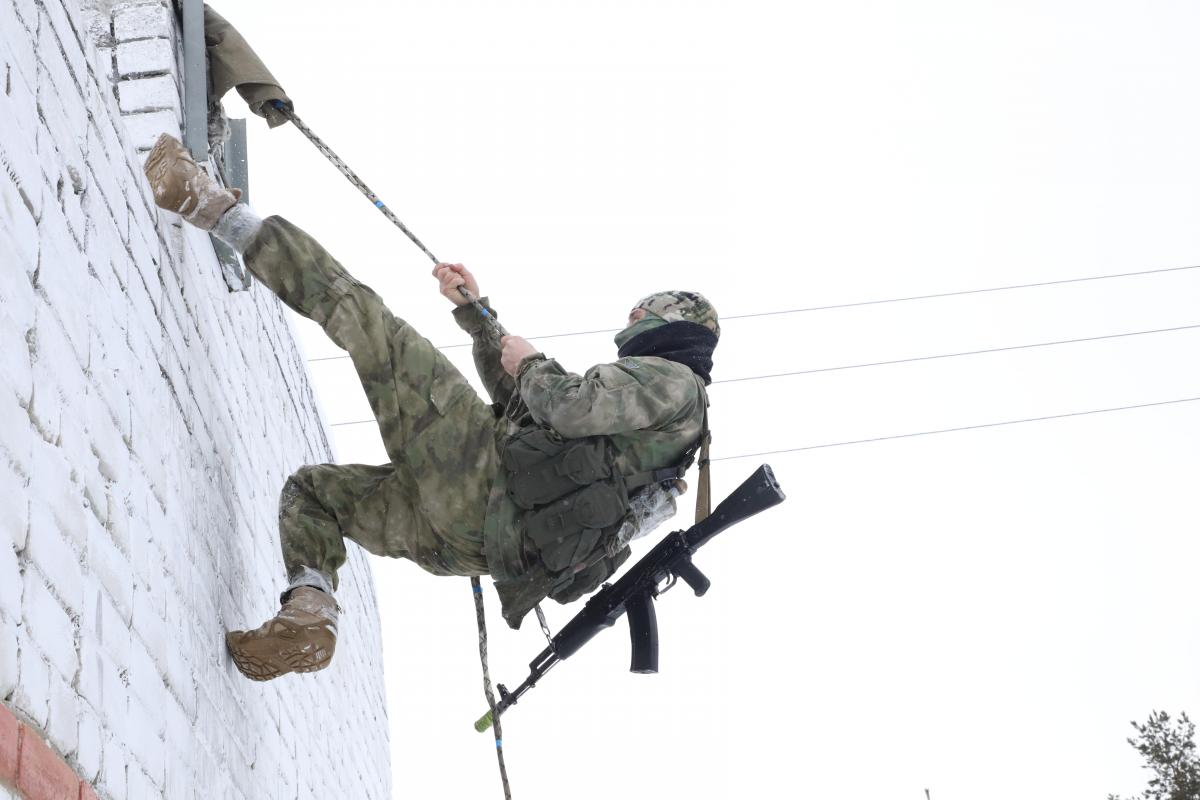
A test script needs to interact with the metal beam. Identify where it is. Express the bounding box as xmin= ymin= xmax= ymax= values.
xmin=225 ymin=118 xmax=250 ymax=205
xmin=180 ymin=0 xmax=208 ymax=159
